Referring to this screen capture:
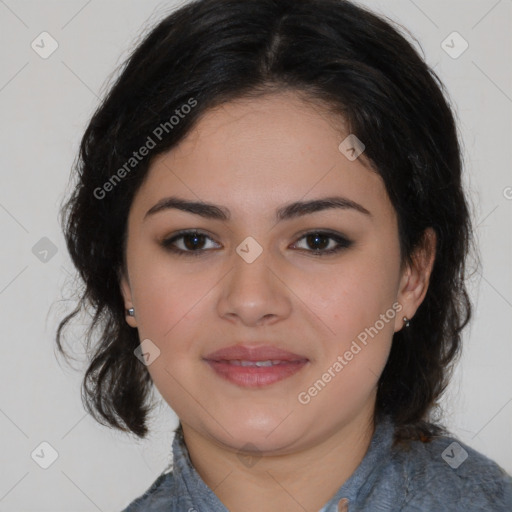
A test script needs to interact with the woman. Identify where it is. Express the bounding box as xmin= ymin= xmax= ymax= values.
xmin=56 ymin=0 xmax=512 ymax=510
